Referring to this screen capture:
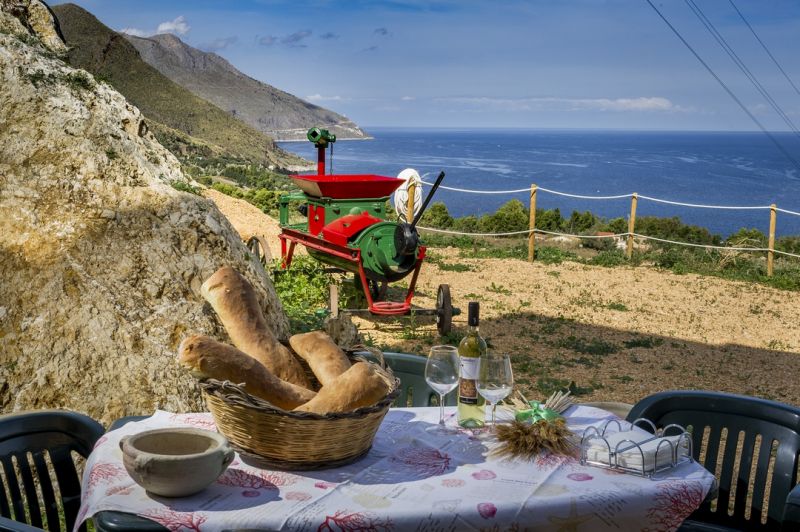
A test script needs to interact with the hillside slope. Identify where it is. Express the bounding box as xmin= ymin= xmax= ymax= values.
xmin=125 ymin=33 xmax=368 ymax=141
xmin=208 ymin=192 xmax=800 ymax=408
xmin=51 ymin=3 xmax=307 ymax=169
